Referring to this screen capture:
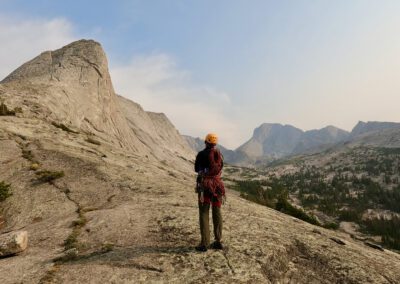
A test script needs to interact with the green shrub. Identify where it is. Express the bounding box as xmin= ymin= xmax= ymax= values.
xmin=101 ymin=243 xmax=114 ymax=253
xmin=72 ymin=218 xmax=87 ymax=227
xmin=276 ymin=195 xmax=321 ymax=226
xmin=323 ymin=222 xmax=340 ymax=230
xmin=35 ymin=170 xmax=65 ymax=183
xmin=0 ymin=181 xmax=12 ymax=202
xmin=338 ymin=209 xmax=361 ymax=222
xmin=63 ymin=209 xmax=87 ymax=252
xmin=64 ymin=230 xmax=79 ymax=250
xmin=362 ymin=217 xmax=400 ymax=250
